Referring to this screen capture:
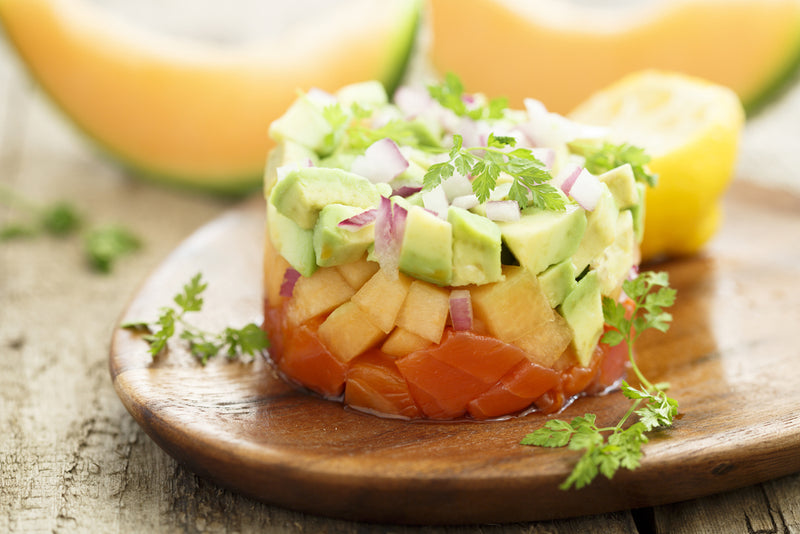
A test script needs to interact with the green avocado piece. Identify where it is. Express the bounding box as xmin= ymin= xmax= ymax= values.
xmin=559 ymin=270 xmax=603 ymax=367
xmin=592 ymin=210 xmax=636 ymax=296
xmin=629 ymin=182 xmax=647 ymax=245
xmin=268 ymin=93 xmax=338 ymax=156
xmin=537 ymin=259 xmax=577 ymax=308
xmin=497 ymin=204 xmax=587 ymax=275
xmin=263 ymin=141 xmax=318 ymax=196
xmin=312 ymin=204 xmax=375 ymax=267
xmin=335 ymin=80 xmax=388 ymax=109
xmin=447 ymin=206 xmax=503 ymax=286
xmin=399 ymin=206 xmax=453 ymax=286
xmin=270 ymin=167 xmax=381 ymax=230
xmin=598 ymin=164 xmax=639 ymax=210
xmin=267 ymin=203 xmax=317 ymax=277
xmin=571 ymin=184 xmax=620 ymax=273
